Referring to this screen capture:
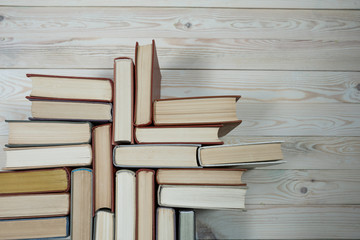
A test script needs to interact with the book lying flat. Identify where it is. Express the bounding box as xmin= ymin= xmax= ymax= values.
xmin=113 ymin=145 xmax=199 ymax=168
xmin=6 ymin=120 xmax=91 ymax=147
xmin=27 ymin=74 xmax=113 ymax=102
xmin=0 ymin=168 xmax=69 ymax=195
xmin=156 ymin=207 xmax=176 ymax=240
xmin=156 ymin=169 xmax=246 ymax=186
xmin=178 ymin=210 xmax=195 ymax=240
xmin=153 ymin=96 xmax=241 ymax=125
xmin=93 ymin=124 xmax=114 ymax=213
xmin=115 ymin=170 xmax=136 ymax=240
xmin=0 ymin=217 xmax=69 ymax=240
xmin=137 ymin=169 xmax=155 ymax=240
xmin=158 ymin=185 xmax=247 ymax=210
xmin=134 ymin=125 xmax=224 ymax=145
xmin=71 ymin=168 xmax=93 ymax=240
xmin=3 ymin=144 xmax=92 ymax=170
xmin=27 ymin=97 xmax=112 ymax=122
xmin=134 ymin=40 xmax=161 ymax=126
xmin=0 ymin=193 xmax=69 ymax=219
xmin=94 ymin=210 xmax=114 ymax=240
xmin=113 ymin=57 xmax=134 ymax=144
